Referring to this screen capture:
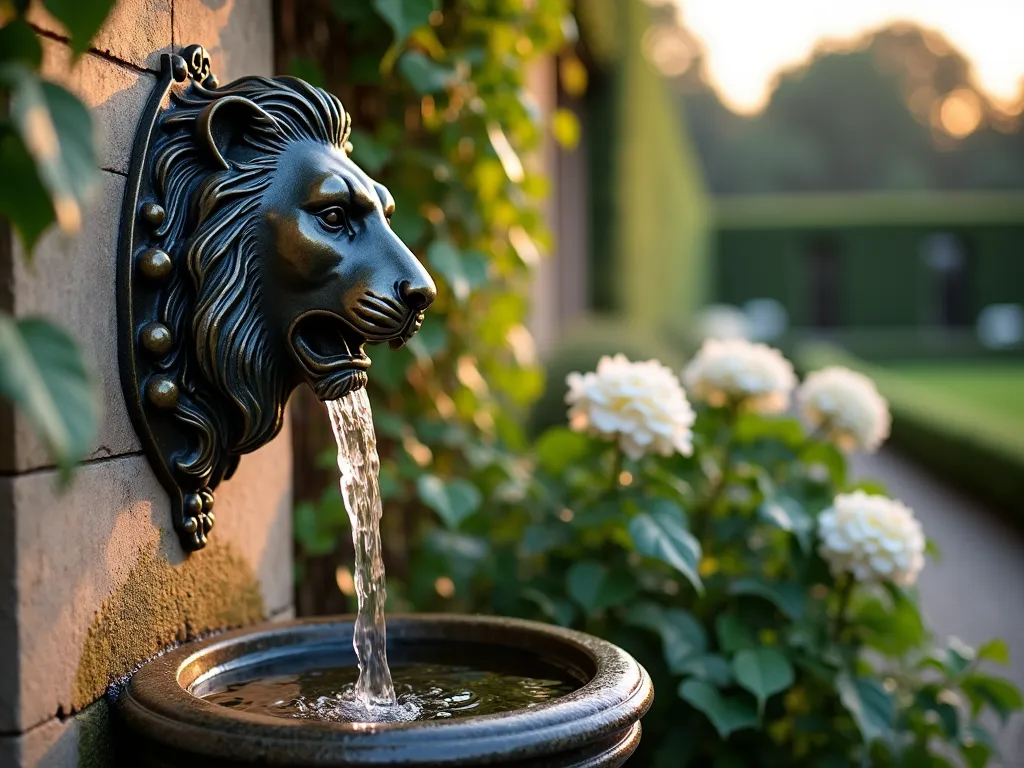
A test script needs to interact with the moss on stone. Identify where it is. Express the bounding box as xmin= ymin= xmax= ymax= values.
xmin=73 ymin=540 xmax=264 ymax=709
